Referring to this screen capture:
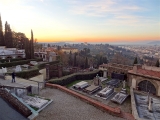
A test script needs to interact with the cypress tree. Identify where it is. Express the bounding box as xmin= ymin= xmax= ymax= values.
xmin=155 ymin=60 xmax=159 ymax=67
xmin=0 ymin=14 xmax=4 ymax=46
xmin=133 ymin=57 xmax=138 ymax=65
xmin=73 ymin=53 xmax=77 ymax=66
xmin=4 ymin=22 xmax=13 ymax=48
xmin=30 ymin=29 xmax=34 ymax=59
